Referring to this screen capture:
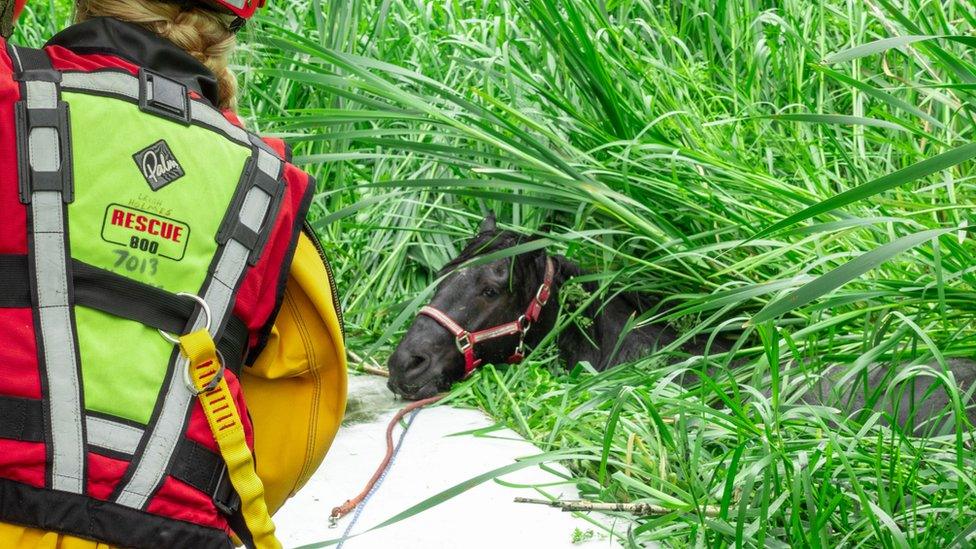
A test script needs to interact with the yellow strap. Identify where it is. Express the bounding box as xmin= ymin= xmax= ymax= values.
xmin=179 ymin=330 xmax=281 ymax=549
